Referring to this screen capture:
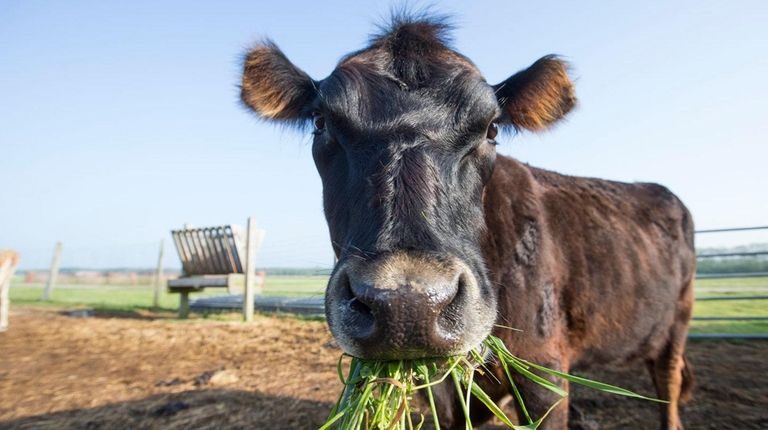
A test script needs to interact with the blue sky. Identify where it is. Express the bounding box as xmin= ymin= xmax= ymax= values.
xmin=1 ymin=1 xmax=766 ymax=270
